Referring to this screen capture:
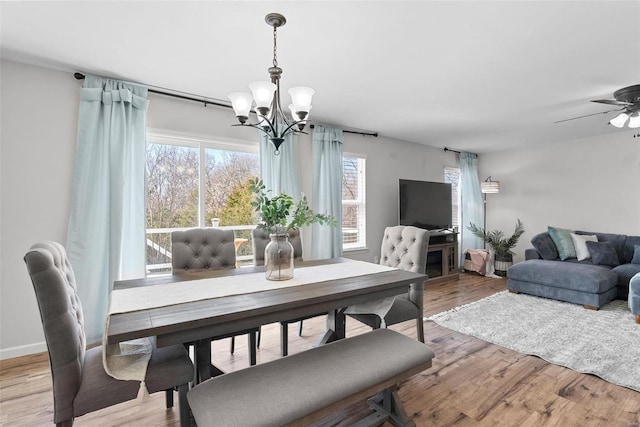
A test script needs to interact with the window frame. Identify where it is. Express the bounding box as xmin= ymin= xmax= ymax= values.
xmin=342 ymin=152 xmax=367 ymax=251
